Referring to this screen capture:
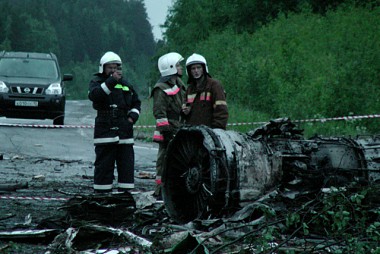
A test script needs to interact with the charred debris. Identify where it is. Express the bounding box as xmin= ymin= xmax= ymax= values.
xmin=2 ymin=118 xmax=380 ymax=253
xmin=163 ymin=118 xmax=380 ymax=223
